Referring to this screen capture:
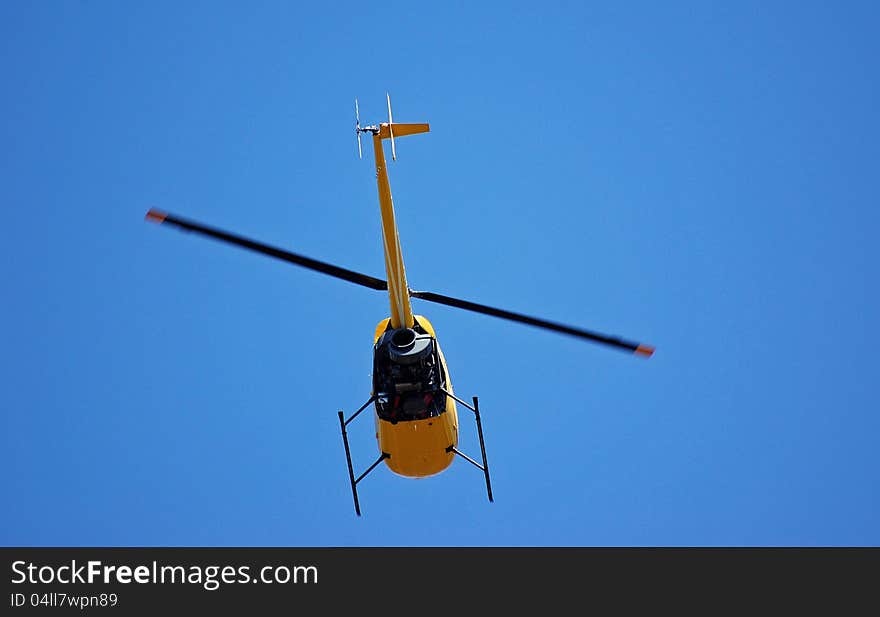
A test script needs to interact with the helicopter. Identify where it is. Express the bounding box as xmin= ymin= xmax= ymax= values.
xmin=145 ymin=94 xmax=654 ymax=515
